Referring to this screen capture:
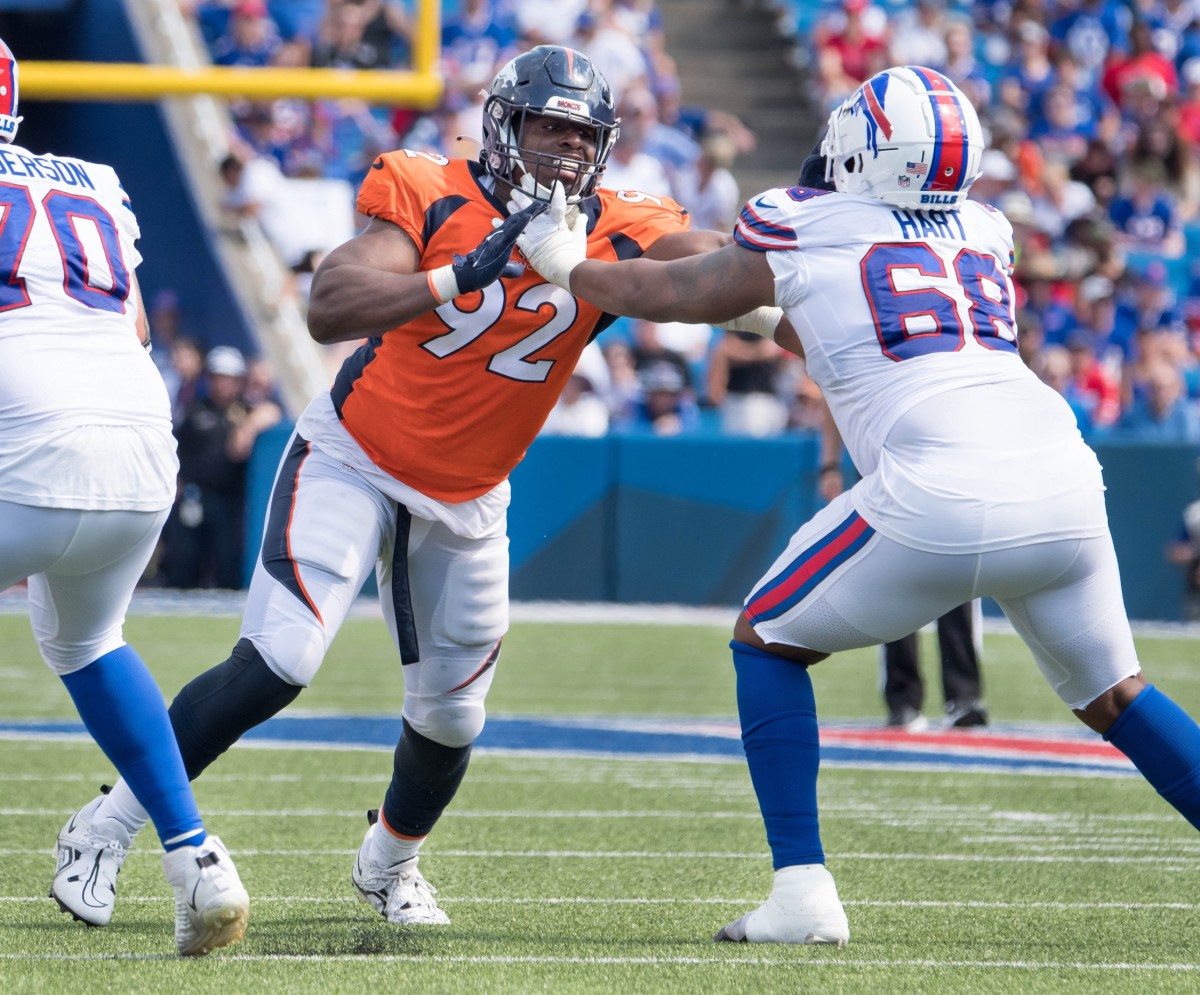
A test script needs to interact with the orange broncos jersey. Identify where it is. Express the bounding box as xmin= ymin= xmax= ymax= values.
xmin=330 ymin=150 xmax=691 ymax=502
